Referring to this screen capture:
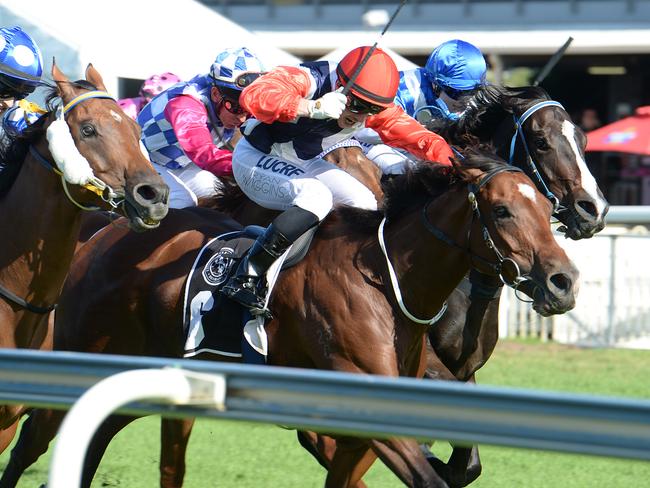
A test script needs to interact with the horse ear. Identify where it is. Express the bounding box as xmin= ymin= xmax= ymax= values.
xmin=452 ymin=159 xmax=483 ymax=183
xmin=85 ymin=63 xmax=107 ymax=92
xmin=51 ymin=58 xmax=75 ymax=101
